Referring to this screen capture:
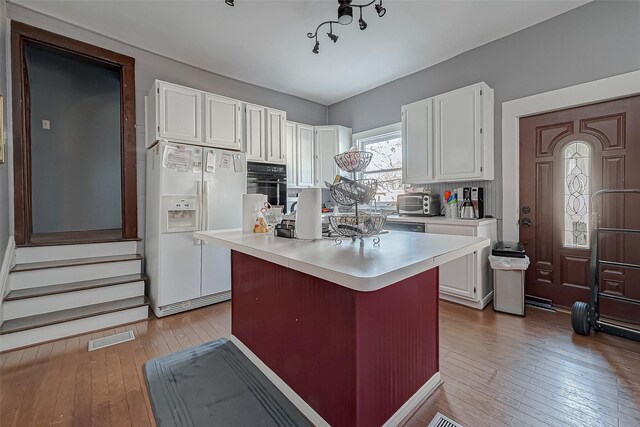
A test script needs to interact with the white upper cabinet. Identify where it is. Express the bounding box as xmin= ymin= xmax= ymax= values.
xmin=266 ymin=108 xmax=287 ymax=164
xmin=402 ymin=99 xmax=434 ymax=184
xmin=204 ymin=93 xmax=242 ymax=151
xmin=435 ymin=84 xmax=482 ymax=180
xmin=244 ymin=103 xmax=266 ymax=161
xmin=314 ymin=126 xmax=338 ymax=187
xmin=297 ymin=124 xmax=315 ymax=187
xmin=285 ymin=121 xmax=297 ymax=186
xmin=401 ymin=82 xmax=494 ymax=184
xmin=152 ymin=81 xmax=202 ymax=144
